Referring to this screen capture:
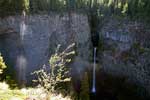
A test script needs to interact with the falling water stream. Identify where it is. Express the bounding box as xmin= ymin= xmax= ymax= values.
xmin=92 ymin=47 xmax=97 ymax=93
xmin=20 ymin=11 xmax=26 ymax=40
xmin=17 ymin=11 xmax=27 ymax=86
